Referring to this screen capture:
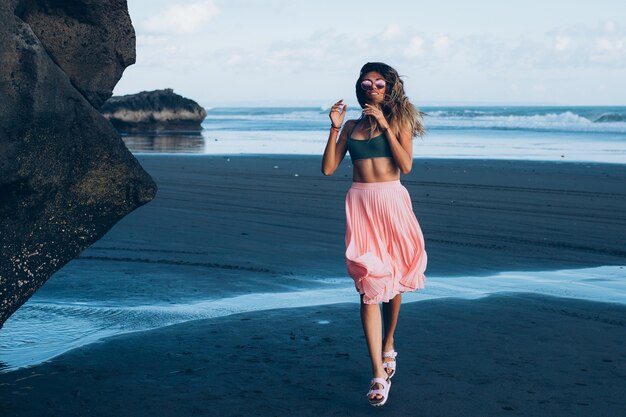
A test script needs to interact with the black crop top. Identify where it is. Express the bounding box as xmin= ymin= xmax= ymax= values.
xmin=347 ymin=132 xmax=393 ymax=163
